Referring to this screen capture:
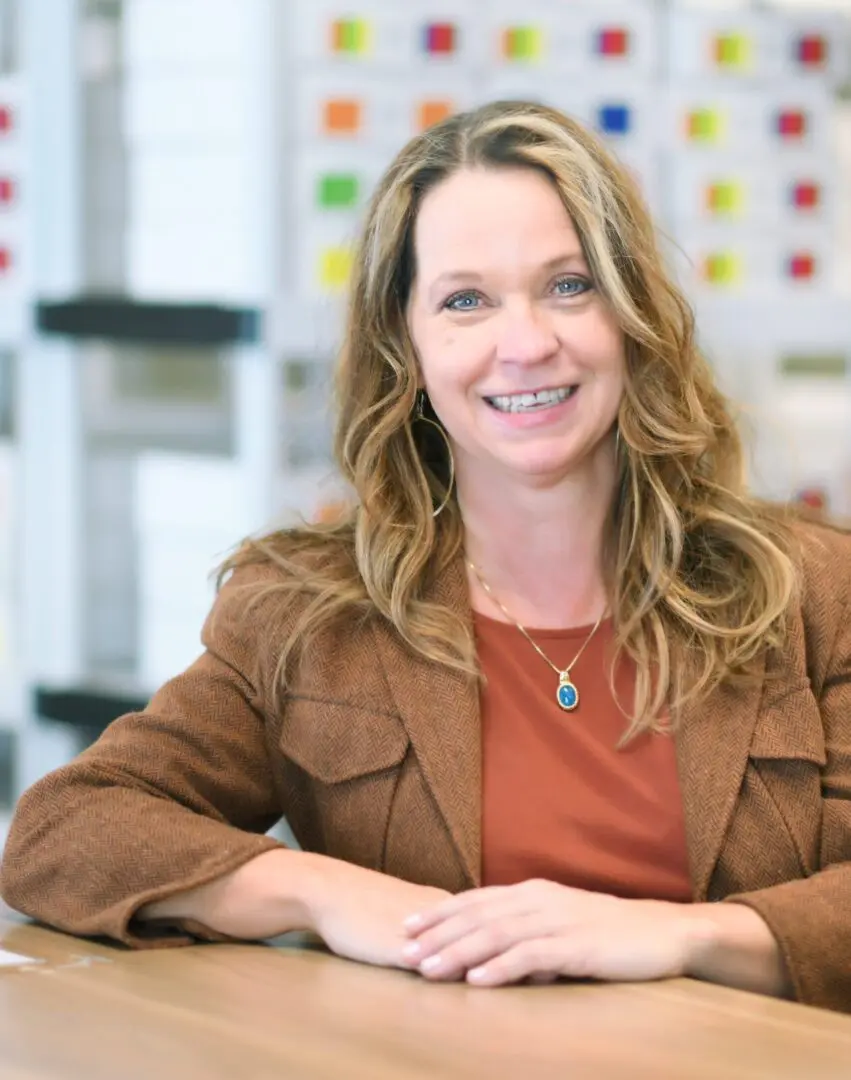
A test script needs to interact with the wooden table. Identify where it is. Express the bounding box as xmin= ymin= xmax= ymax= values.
xmin=2 ymin=913 xmax=851 ymax=1079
